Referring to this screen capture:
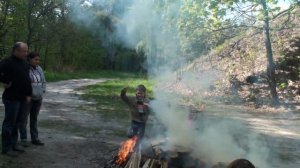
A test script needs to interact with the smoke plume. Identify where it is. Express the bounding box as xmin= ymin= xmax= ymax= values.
xmin=68 ymin=0 xmax=272 ymax=167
